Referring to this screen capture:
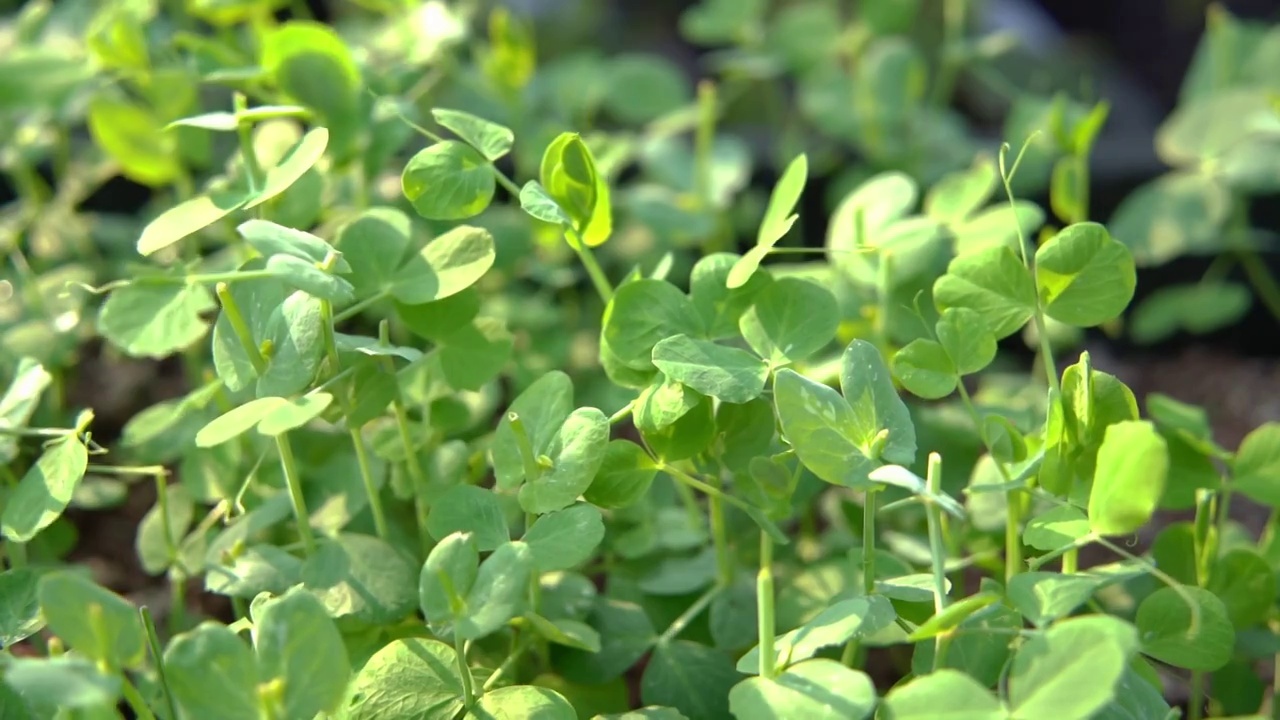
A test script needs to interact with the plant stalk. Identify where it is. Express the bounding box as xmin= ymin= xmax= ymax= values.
xmin=863 ymin=489 xmax=878 ymax=595
xmin=454 ymin=633 xmax=475 ymax=709
xmin=275 ymin=434 xmax=316 ymax=556
xmin=140 ymin=607 xmax=179 ymax=720
xmin=710 ymin=493 xmax=733 ymax=588
xmin=757 ymin=531 xmax=777 ymax=680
